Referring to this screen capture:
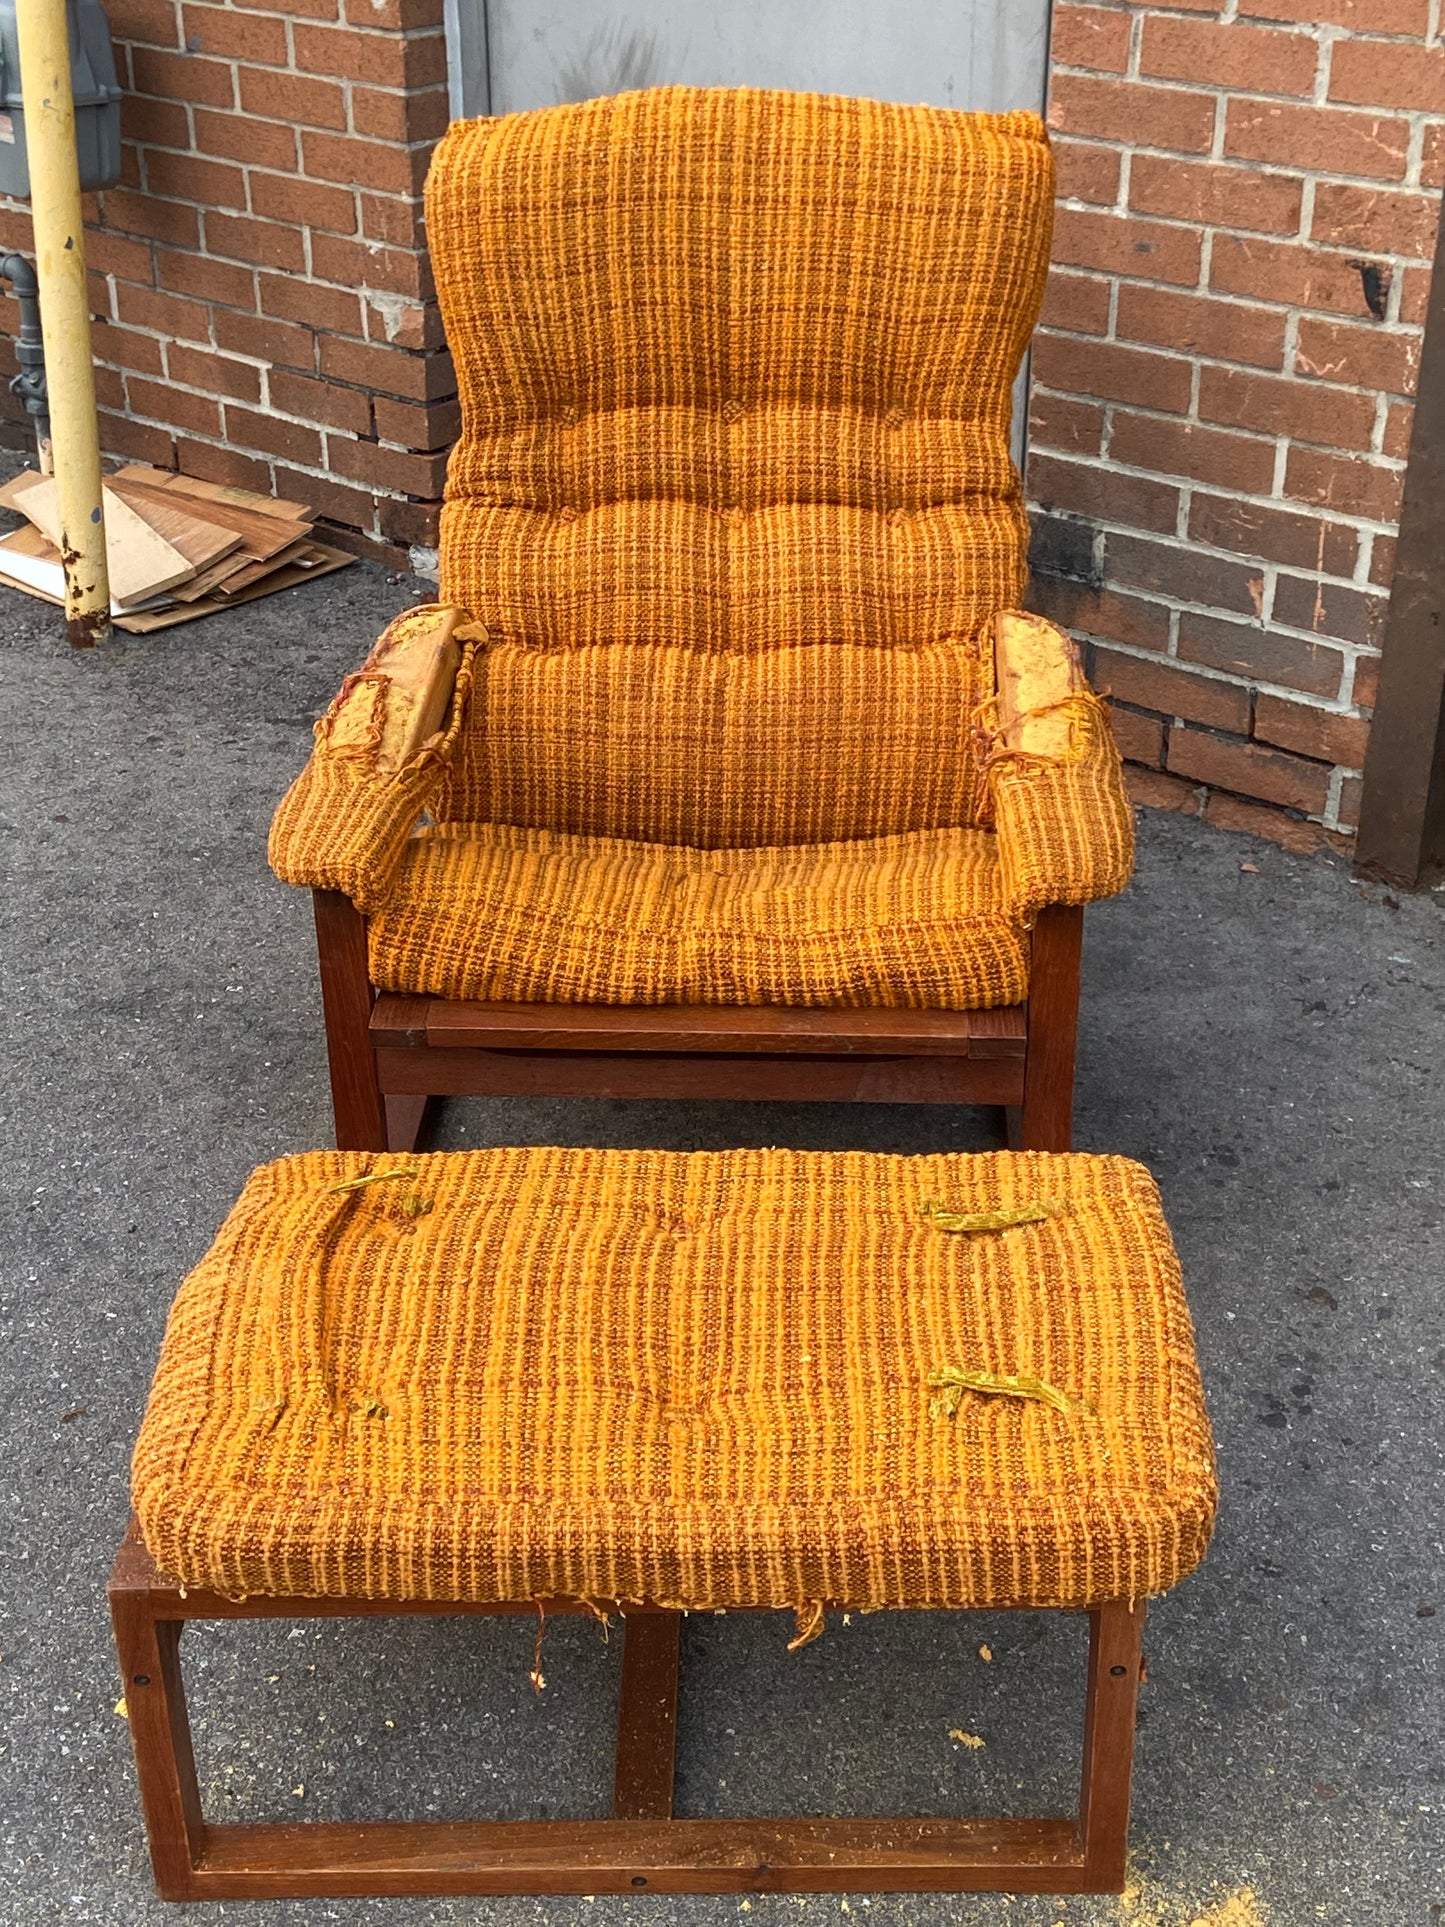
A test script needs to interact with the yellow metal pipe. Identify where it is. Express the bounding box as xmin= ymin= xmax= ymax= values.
xmin=14 ymin=0 xmax=110 ymax=645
